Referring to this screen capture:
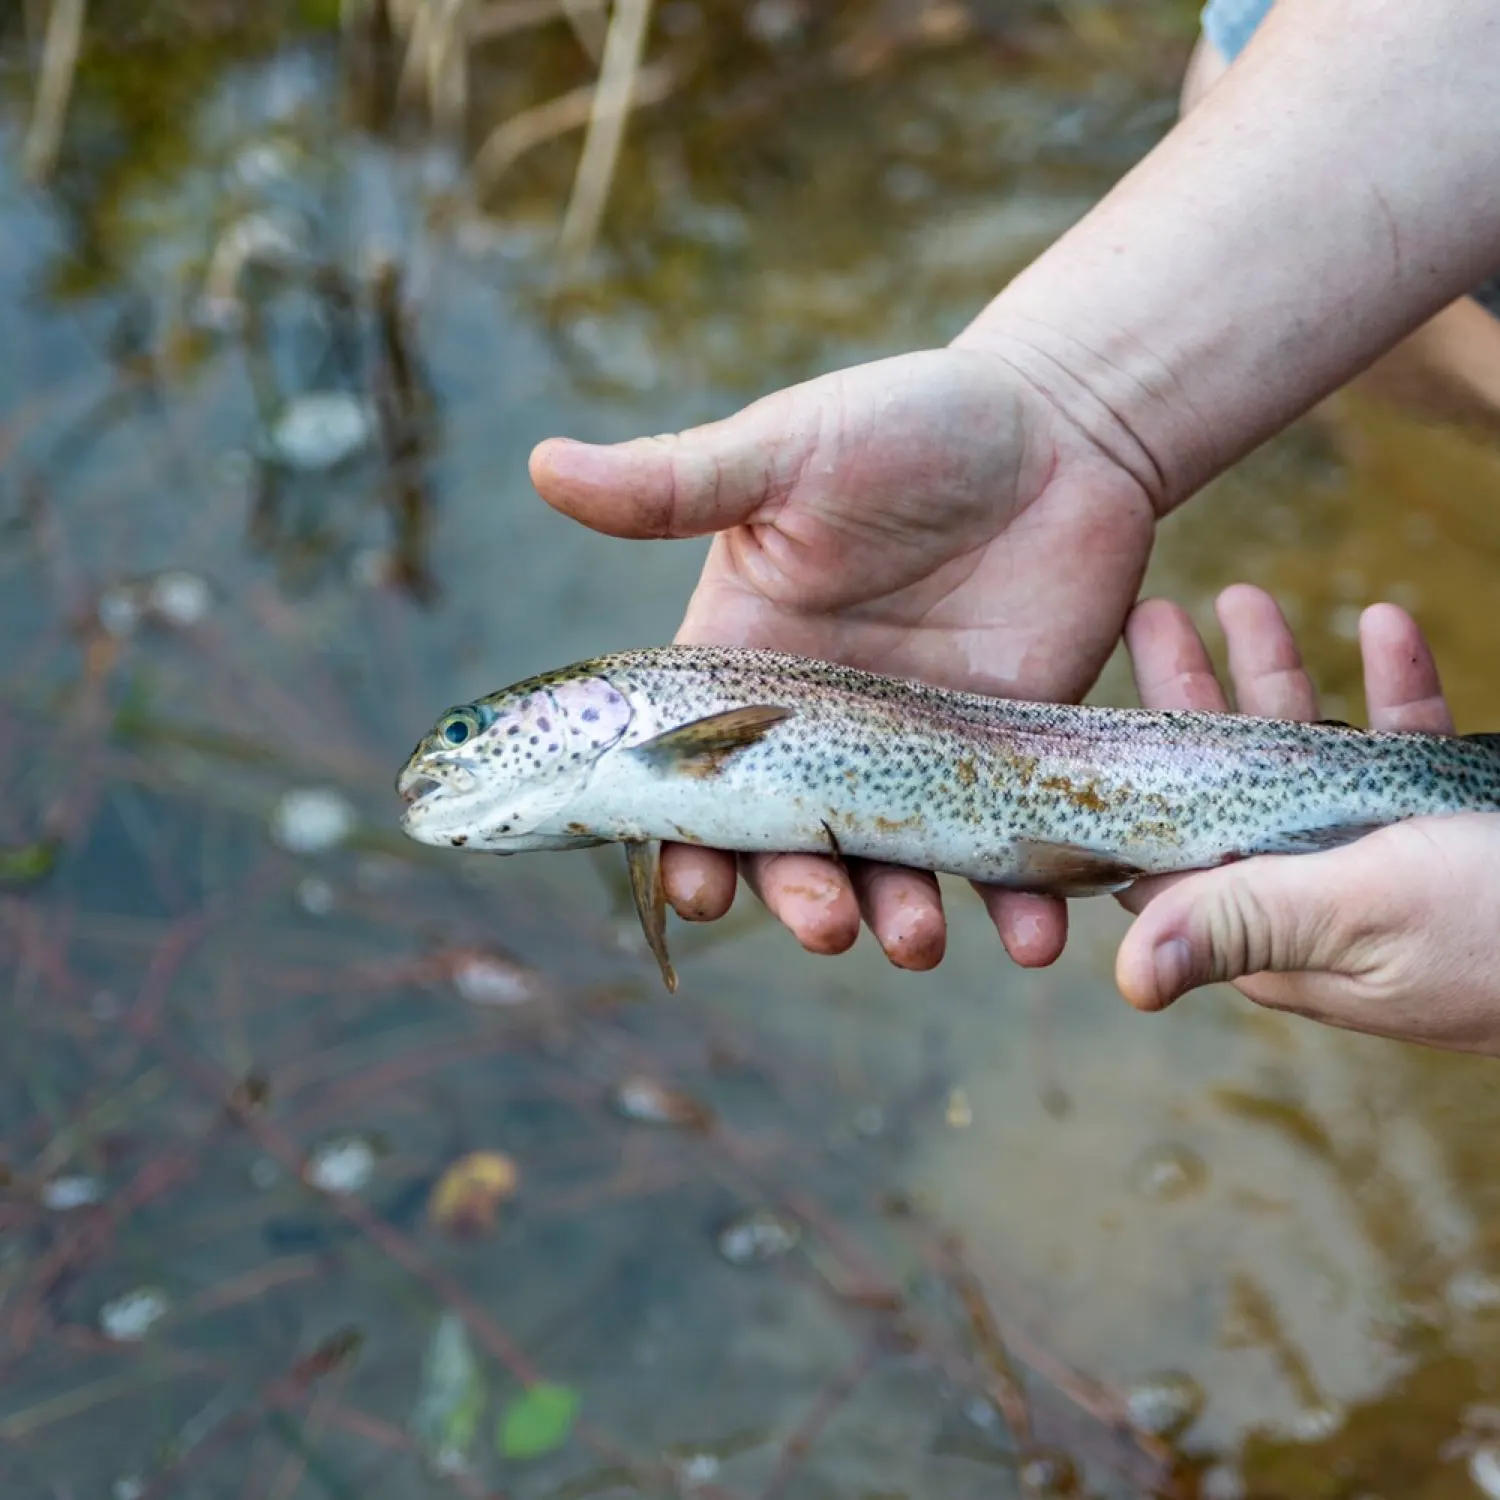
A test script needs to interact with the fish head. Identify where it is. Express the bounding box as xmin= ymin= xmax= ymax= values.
xmin=397 ymin=669 xmax=634 ymax=850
